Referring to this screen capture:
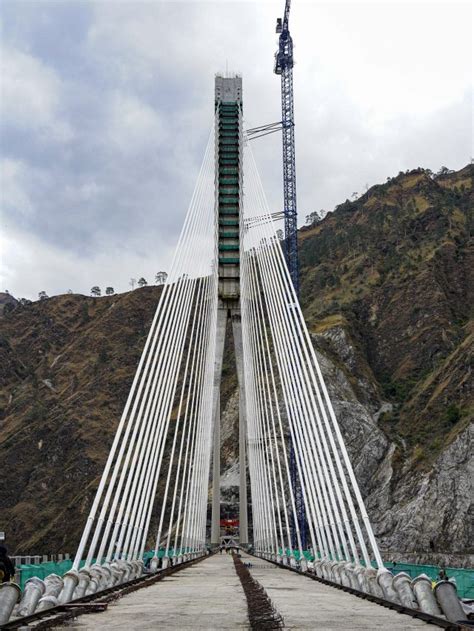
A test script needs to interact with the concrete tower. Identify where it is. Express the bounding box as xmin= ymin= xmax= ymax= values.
xmin=211 ymin=75 xmax=248 ymax=546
